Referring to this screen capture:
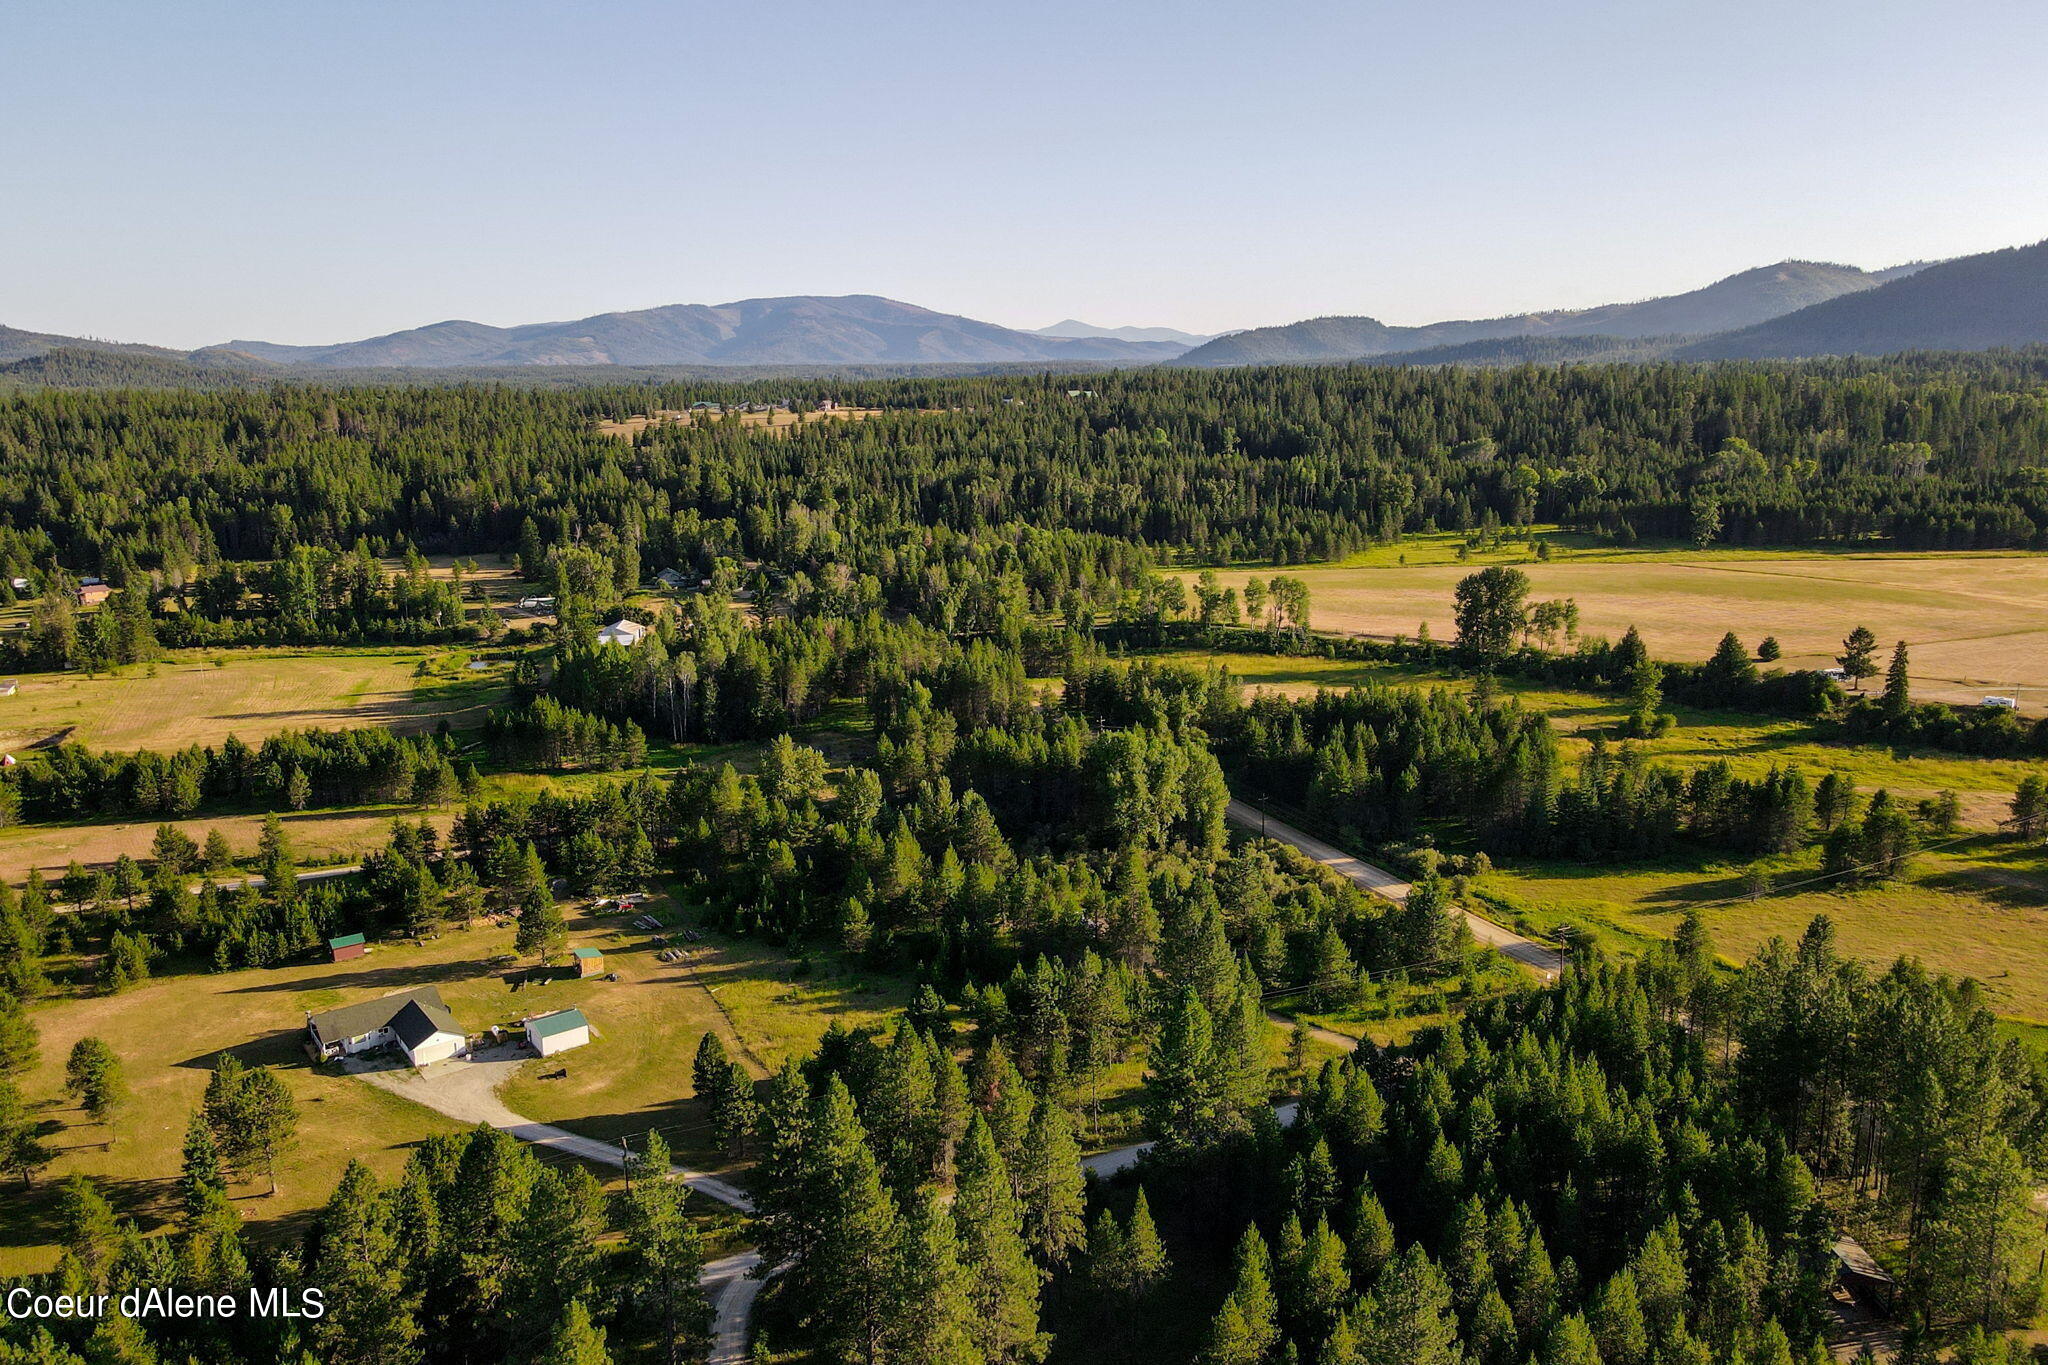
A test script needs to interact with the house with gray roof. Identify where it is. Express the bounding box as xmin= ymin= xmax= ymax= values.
xmin=307 ymin=986 xmax=468 ymax=1067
